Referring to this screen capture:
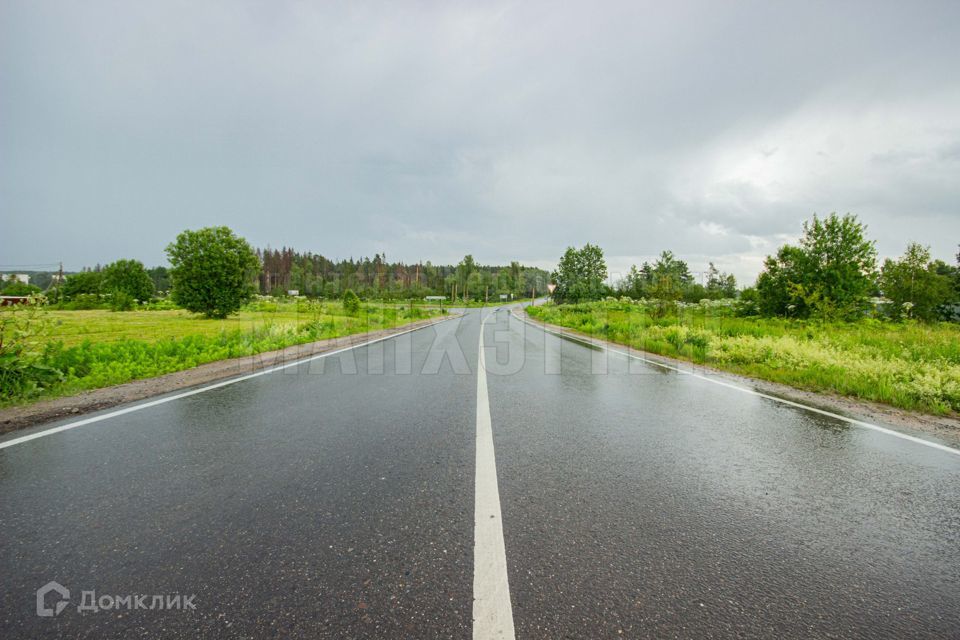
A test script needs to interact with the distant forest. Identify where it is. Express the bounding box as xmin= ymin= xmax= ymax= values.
xmin=256 ymin=248 xmax=550 ymax=300
xmin=12 ymin=249 xmax=551 ymax=301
